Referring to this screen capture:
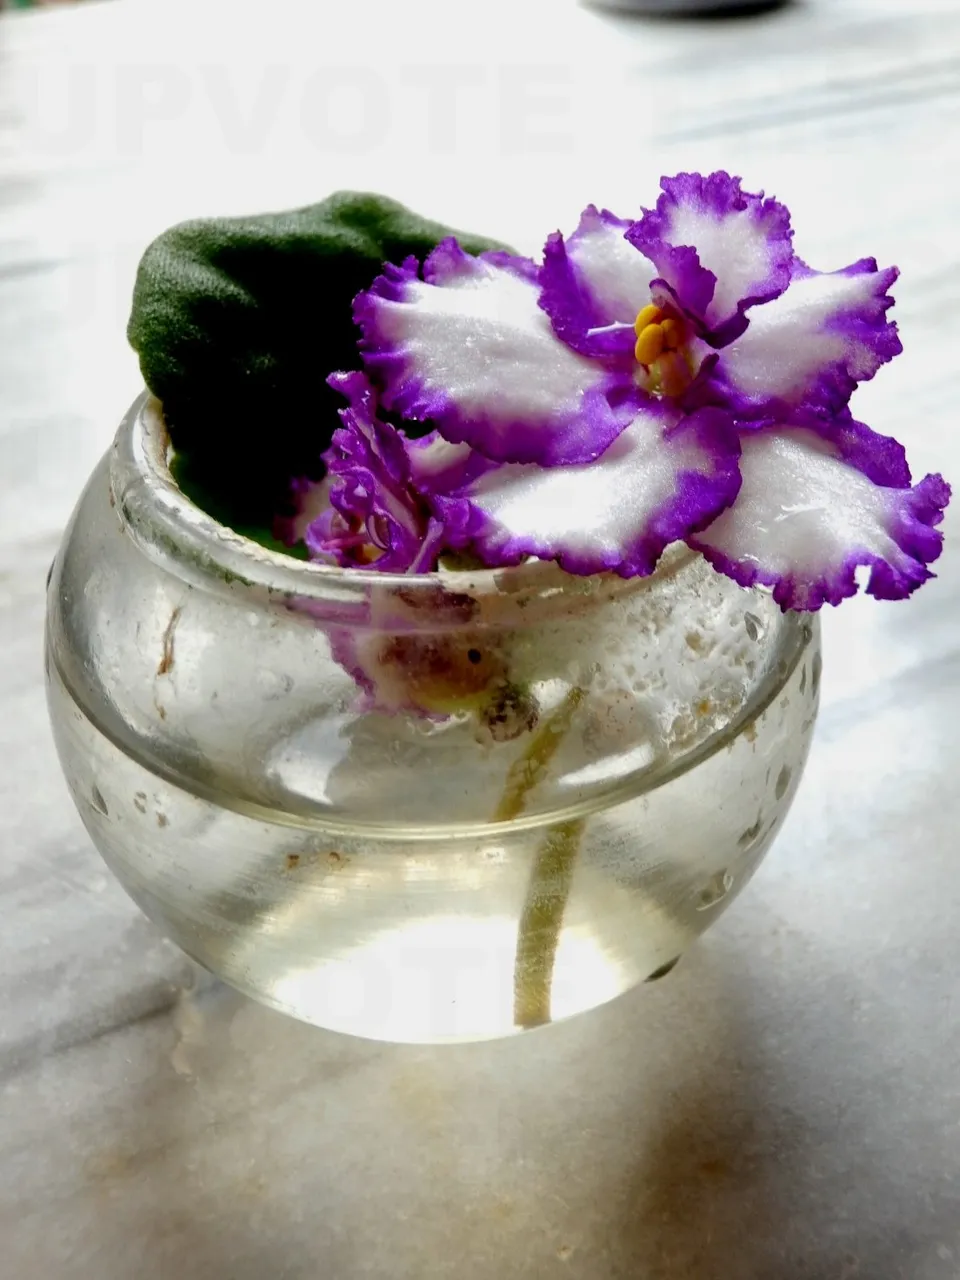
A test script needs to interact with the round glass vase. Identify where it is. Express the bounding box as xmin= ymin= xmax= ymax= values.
xmin=45 ymin=395 xmax=820 ymax=1044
